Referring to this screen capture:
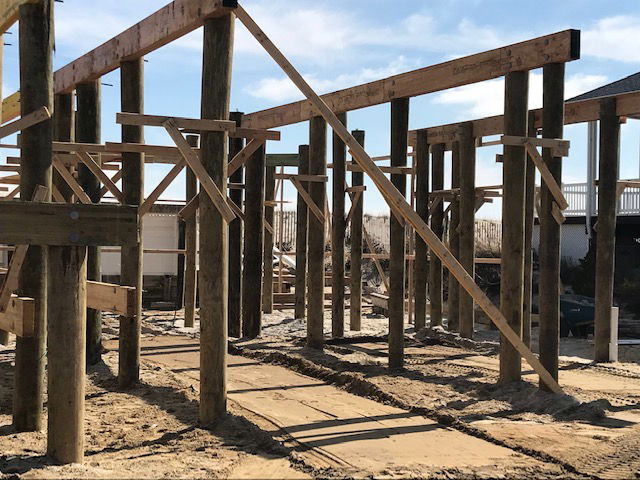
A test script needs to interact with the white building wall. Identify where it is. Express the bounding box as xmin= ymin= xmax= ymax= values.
xmin=532 ymin=222 xmax=590 ymax=264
